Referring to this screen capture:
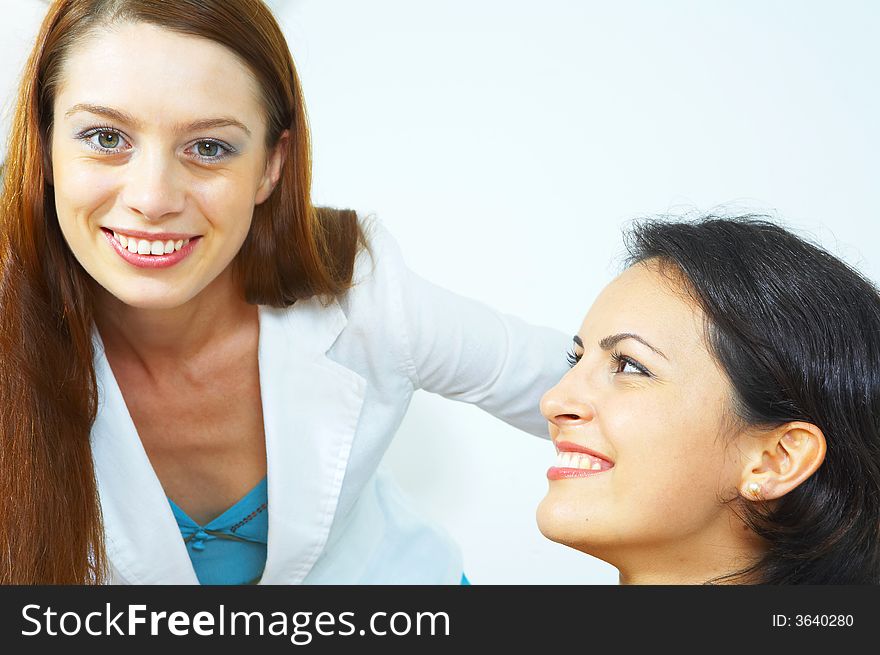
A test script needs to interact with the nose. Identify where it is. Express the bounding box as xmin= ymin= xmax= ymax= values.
xmin=540 ymin=371 xmax=596 ymax=429
xmin=121 ymin=147 xmax=186 ymax=222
